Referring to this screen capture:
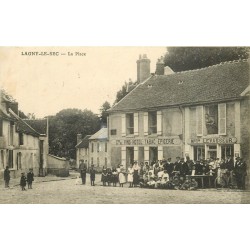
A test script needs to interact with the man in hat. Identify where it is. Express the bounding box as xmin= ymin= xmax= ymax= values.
xmin=80 ymin=160 xmax=87 ymax=185
xmin=27 ymin=168 xmax=34 ymax=189
xmin=4 ymin=166 xmax=10 ymax=188
xmin=234 ymin=158 xmax=247 ymax=190
xmin=164 ymin=158 xmax=174 ymax=178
